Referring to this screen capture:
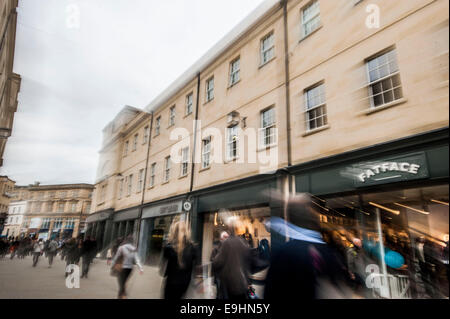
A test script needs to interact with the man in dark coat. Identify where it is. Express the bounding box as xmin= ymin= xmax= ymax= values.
xmin=212 ymin=218 xmax=252 ymax=300
xmin=264 ymin=193 xmax=344 ymax=299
